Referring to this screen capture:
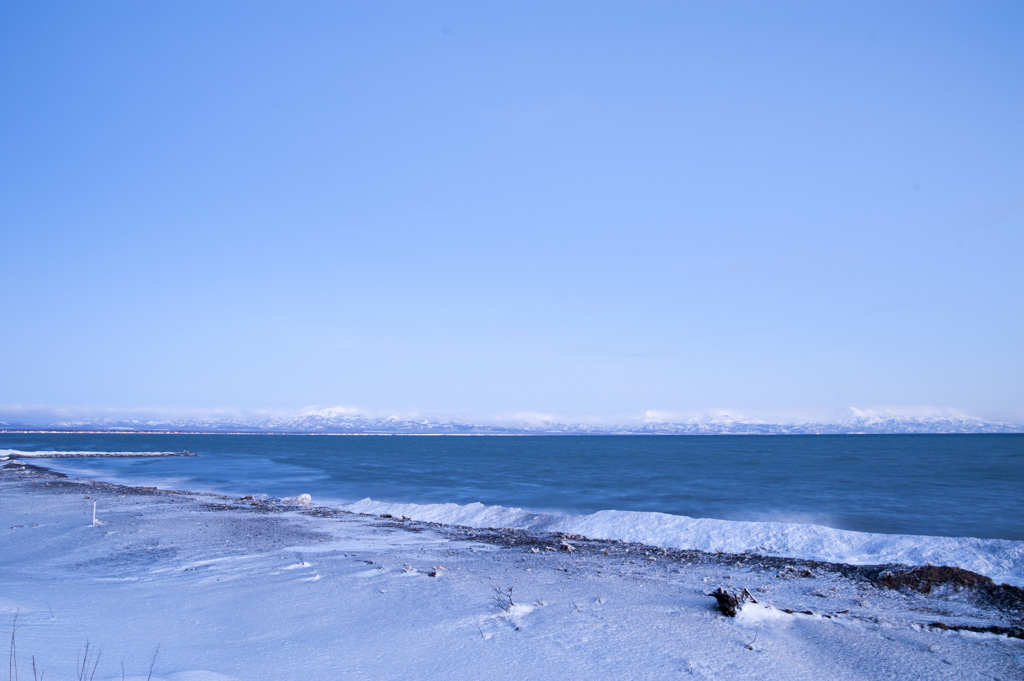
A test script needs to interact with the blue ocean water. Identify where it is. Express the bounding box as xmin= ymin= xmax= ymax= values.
xmin=2 ymin=433 xmax=1022 ymax=541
